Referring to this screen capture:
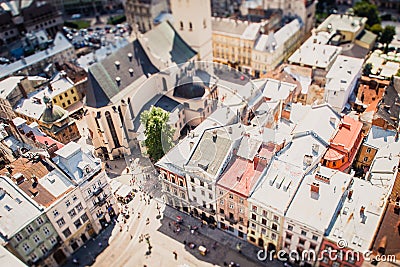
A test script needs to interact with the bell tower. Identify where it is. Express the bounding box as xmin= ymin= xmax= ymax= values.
xmin=170 ymin=0 xmax=213 ymax=61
